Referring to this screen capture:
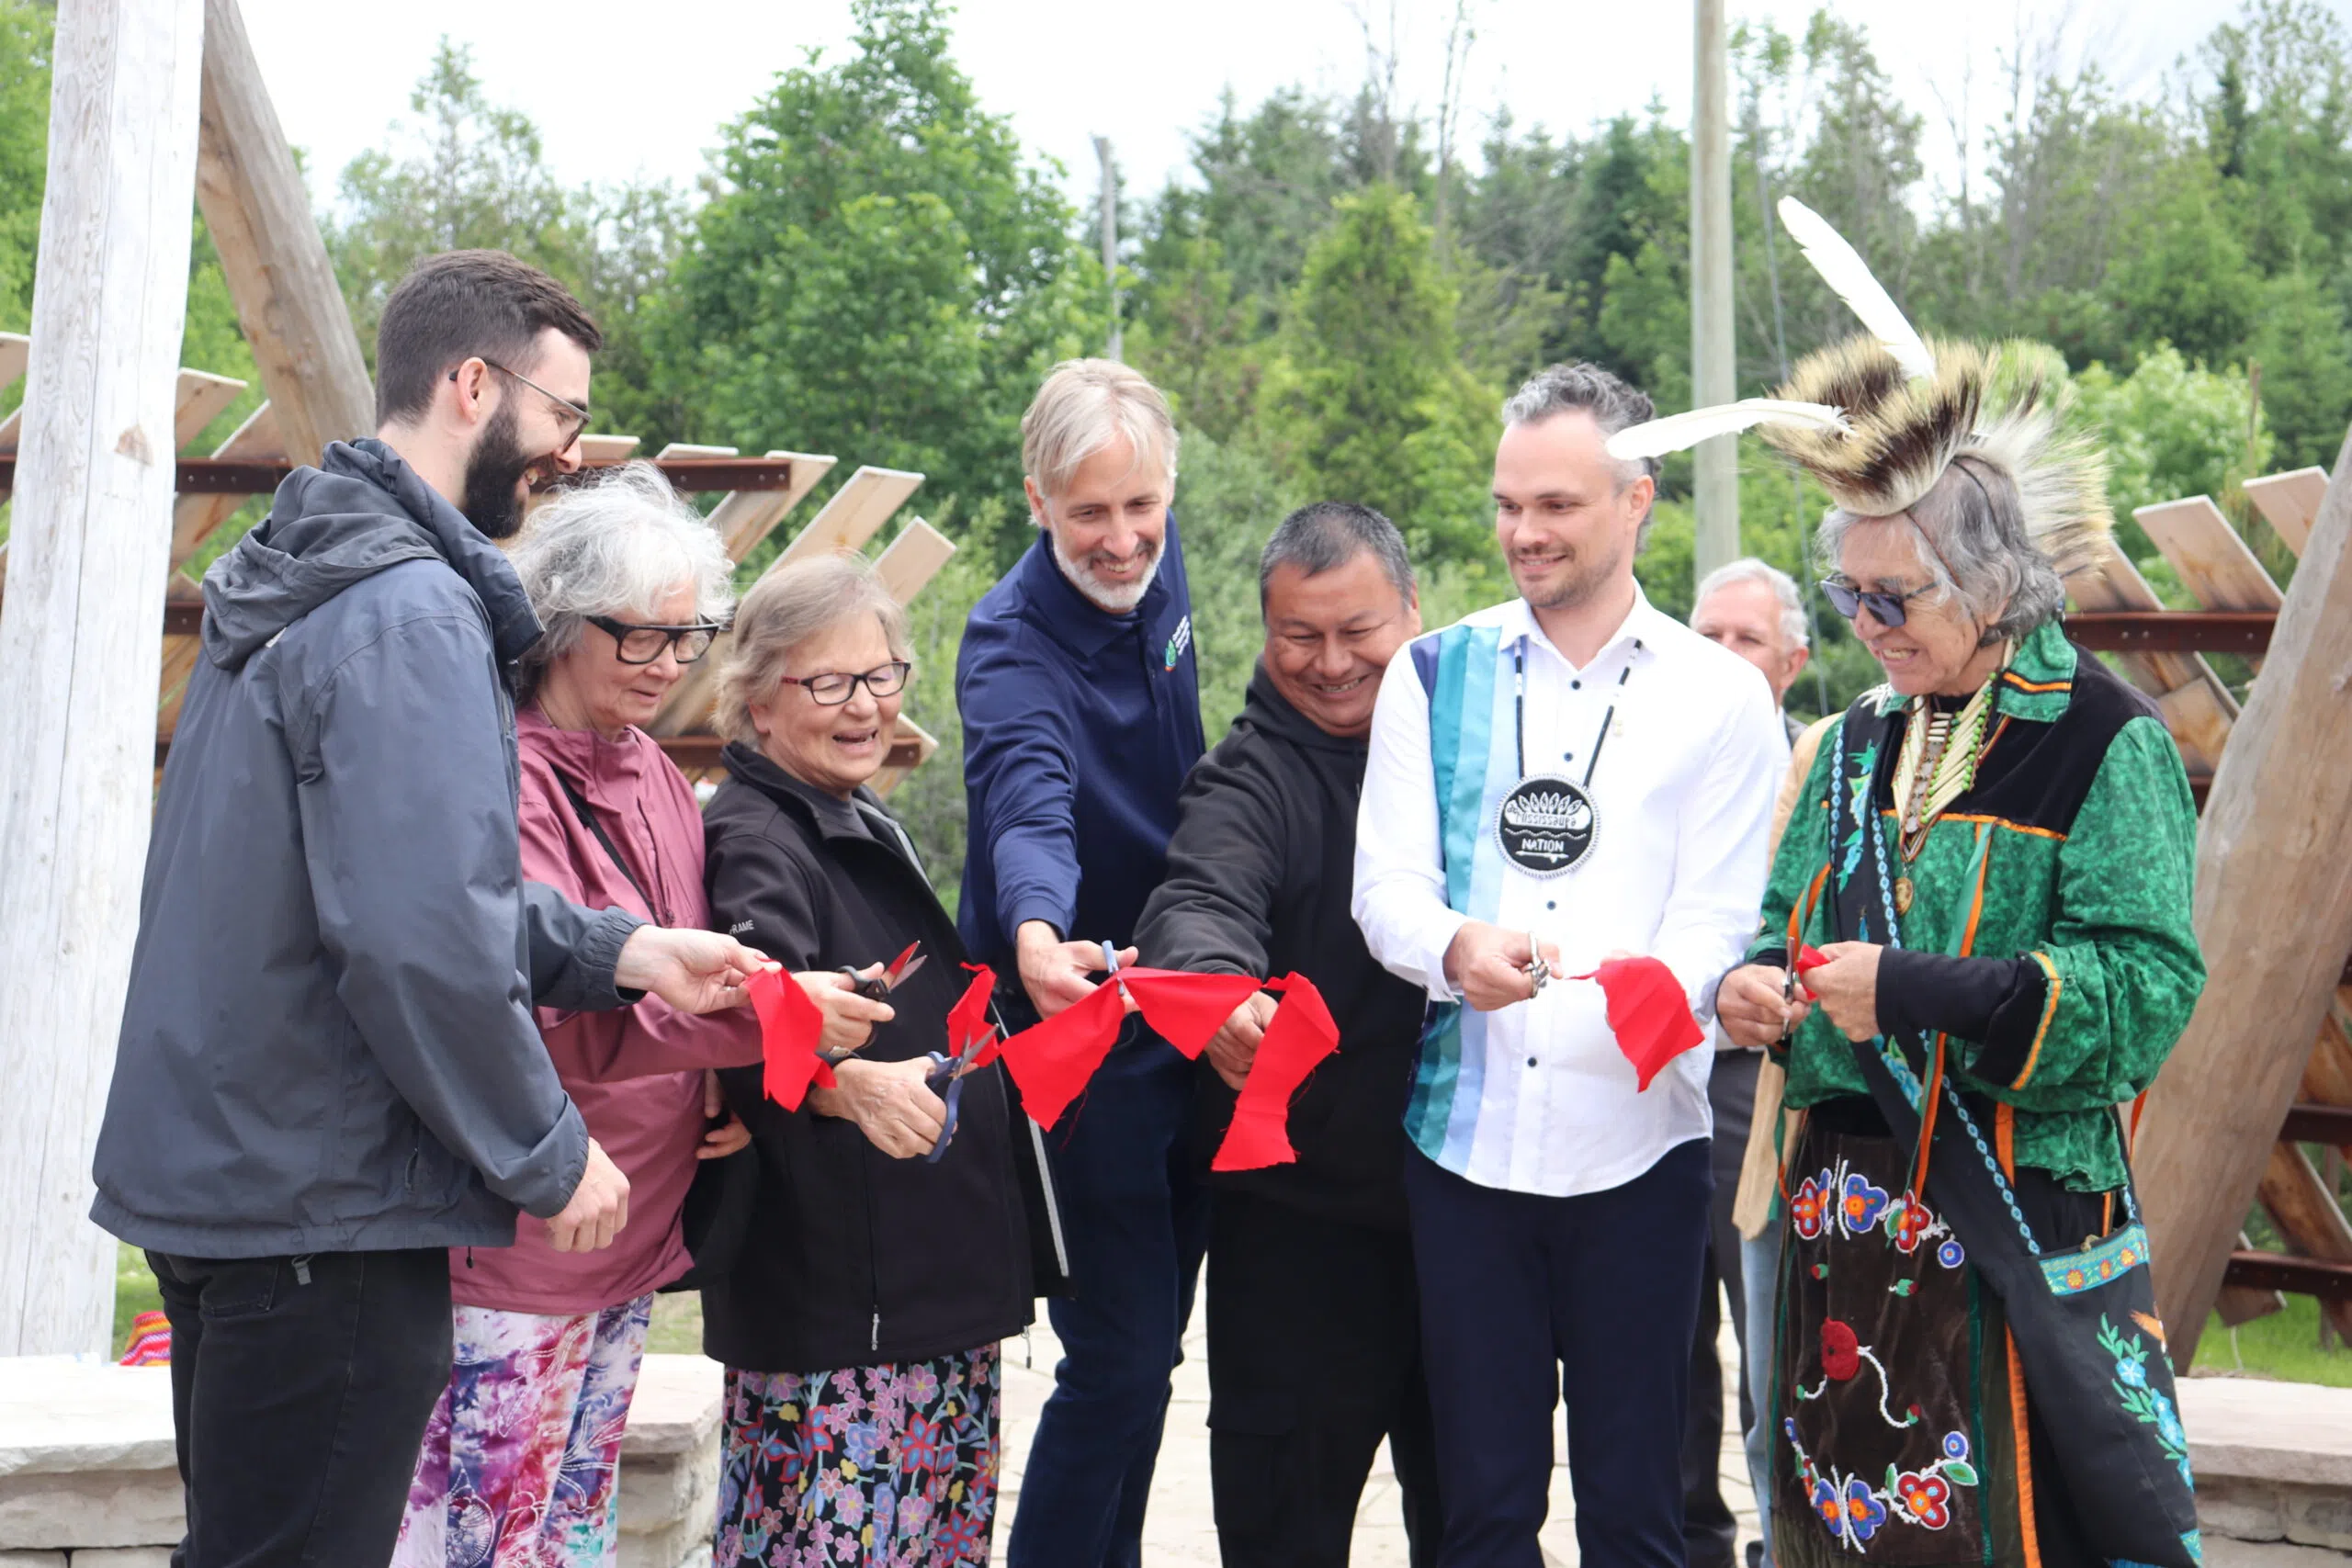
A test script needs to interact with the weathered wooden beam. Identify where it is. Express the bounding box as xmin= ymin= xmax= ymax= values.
xmin=2062 ymin=611 xmax=2275 ymax=656
xmin=867 ymin=715 xmax=938 ymax=800
xmin=2244 ymin=468 xmax=2329 ymax=558
xmin=2216 ymin=1228 xmax=2287 ymax=1326
xmin=705 ymin=451 xmax=835 ymax=560
xmin=2223 ymin=1250 xmax=2352 ymax=1303
xmin=193 ymin=0 xmax=373 ymax=467
xmin=2254 ymin=1141 xmax=2352 ymax=1339
xmin=874 ymin=518 xmax=956 ymax=606
xmin=2137 ymin=424 xmax=2352 ymax=1366
xmin=0 ymin=0 xmax=206 ymax=1357
xmin=2066 ymin=537 xmax=2239 ymax=775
